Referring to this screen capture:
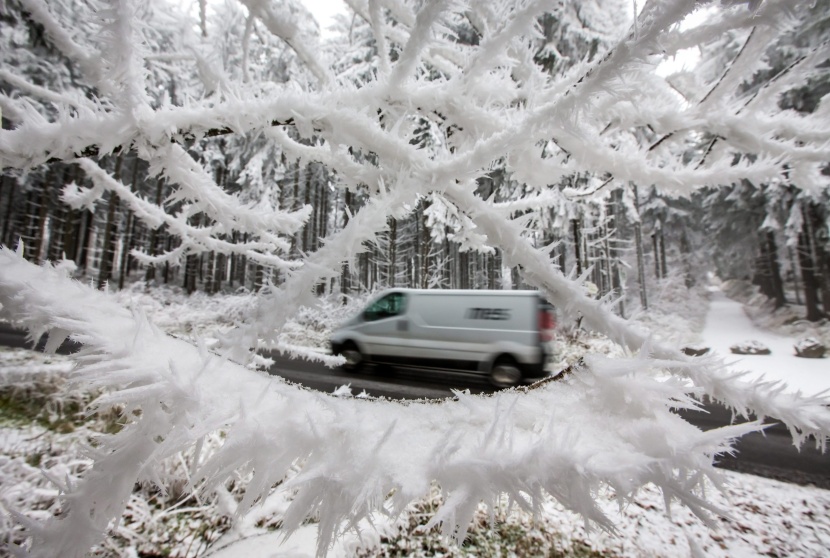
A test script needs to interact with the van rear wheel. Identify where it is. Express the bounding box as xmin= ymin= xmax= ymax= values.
xmin=339 ymin=342 xmax=363 ymax=373
xmin=490 ymin=356 xmax=521 ymax=388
